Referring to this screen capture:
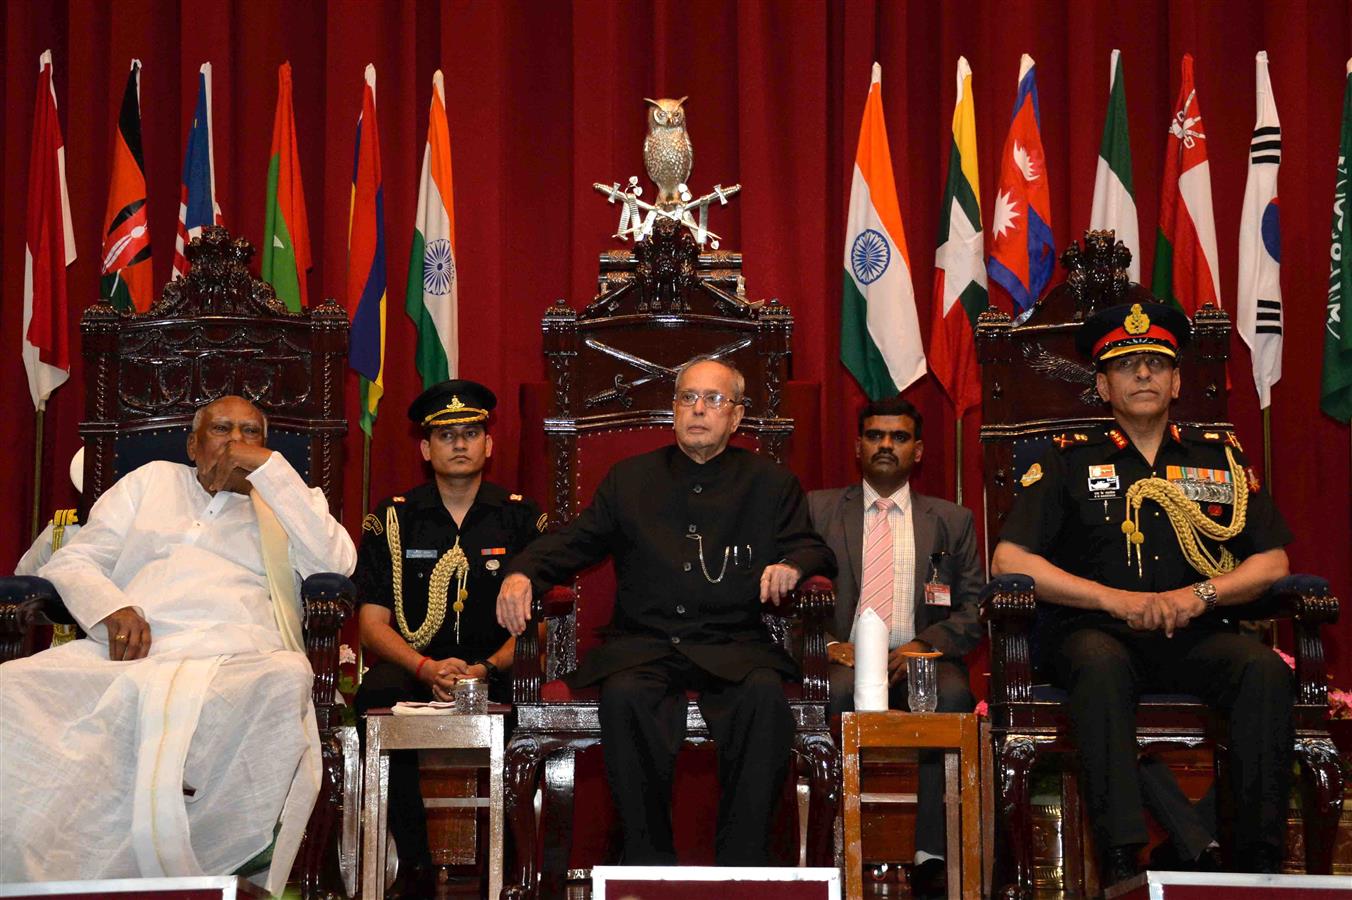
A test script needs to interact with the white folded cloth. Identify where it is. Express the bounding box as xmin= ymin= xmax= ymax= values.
xmin=853 ymin=608 xmax=890 ymax=711
xmin=390 ymin=701 xmax=457 ymax=716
